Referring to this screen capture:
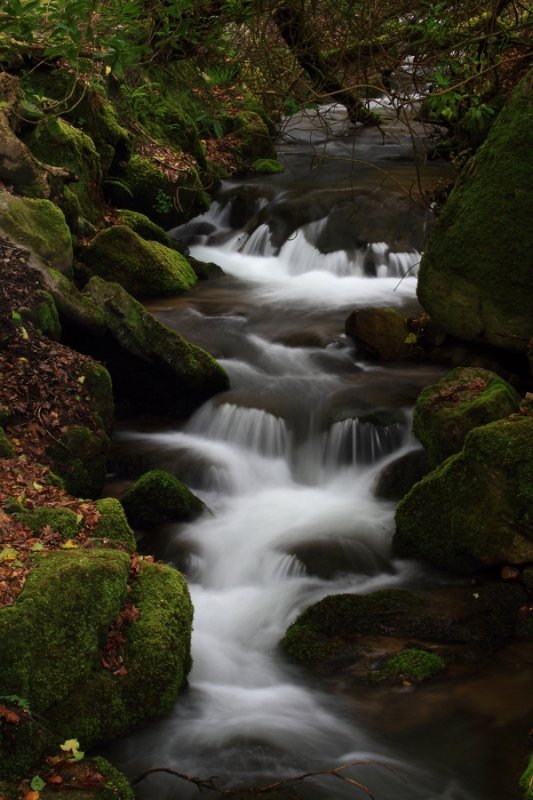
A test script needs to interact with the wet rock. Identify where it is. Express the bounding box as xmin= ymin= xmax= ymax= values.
xmin=121 ymin=469 xmax=204 ymax=529
xmin=417 ymin=68 xmax=533 ymax=354
xmin=412 ymin=366 xmax=521 ymax=467
xmin=345 ymin=307 xmax=415 ymax=361
xmin=394 ymin=415 xmax=533 ymax=571
xmin=374 ymin=448 xmax=429 ymax=501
